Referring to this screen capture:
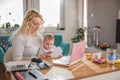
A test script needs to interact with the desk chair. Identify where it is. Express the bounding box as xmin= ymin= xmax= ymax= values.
xmin=54 ymin=34 xmax=70 ymax=56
